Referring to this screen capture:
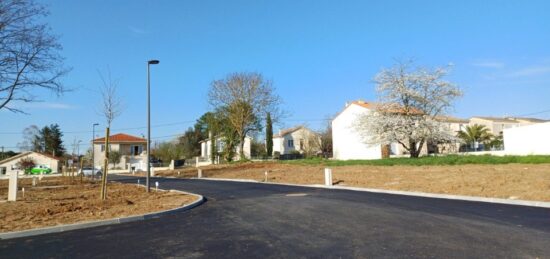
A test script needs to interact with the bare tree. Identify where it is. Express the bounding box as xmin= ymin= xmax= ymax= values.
xmin=208 ymin=72 xmax=281 ymax=160
xmin=99 ymin=71 xmax=122 ymax=128
xmin=355 ymin=60 xmax=462 ymax=158
xmin=17 ymin=125 xmax=41 ymax=151
xmin=97 ymin=70 xmax=123 ymax=200
xmin=0 ymin=0 xmax=69 ymax=113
